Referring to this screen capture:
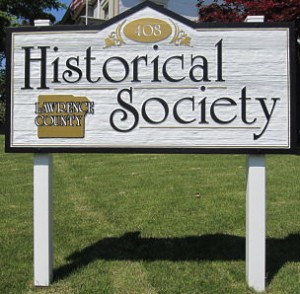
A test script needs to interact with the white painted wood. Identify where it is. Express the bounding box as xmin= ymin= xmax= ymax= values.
xmin=245 ymin=15 xmax=266 ymax=293
xmin=34 ymin=19 xmax=51 ymax=26
xmin=34 ymin=154 xmax=53 ymax=286
xmin=9 ymin=8 xmax=290 ymax=150
xmin=245 ymin=15 xmax=265 ymax=23
xmin=33 ymin=19 xmax=53 ymax=287
xmin=246 ymin=155 xmax=266 ymax=292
